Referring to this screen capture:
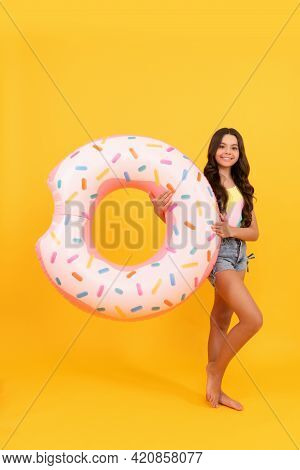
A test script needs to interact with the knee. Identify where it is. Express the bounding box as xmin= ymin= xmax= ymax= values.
xmin=246 ymin=311 xmax=263 ymax=333
xmin=256 ymin=313 xmax=264 ymax=331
